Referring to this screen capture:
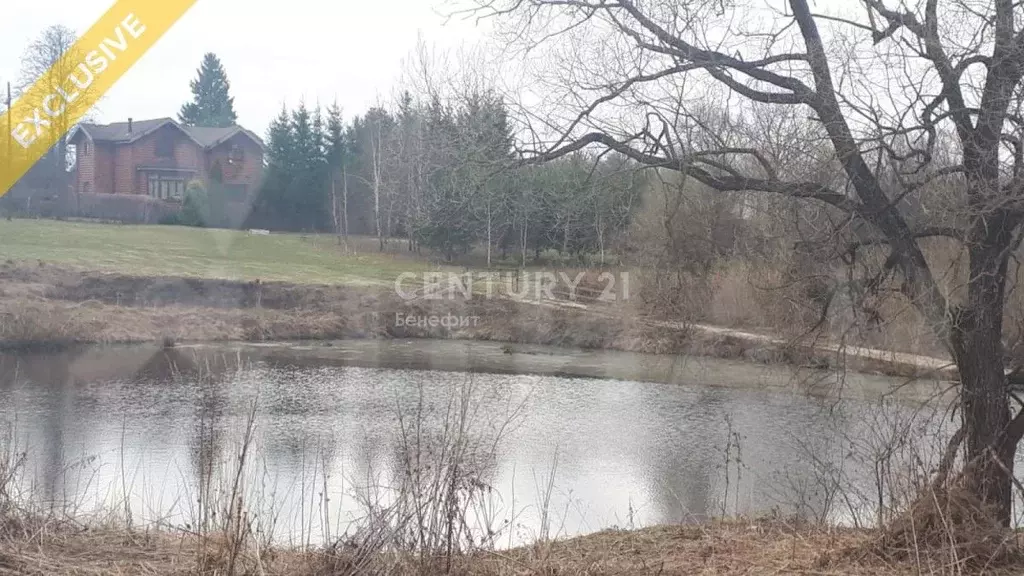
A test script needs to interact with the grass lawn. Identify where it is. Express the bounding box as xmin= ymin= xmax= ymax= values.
xmin=0 ymin=218 xmax=448 ymax=286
